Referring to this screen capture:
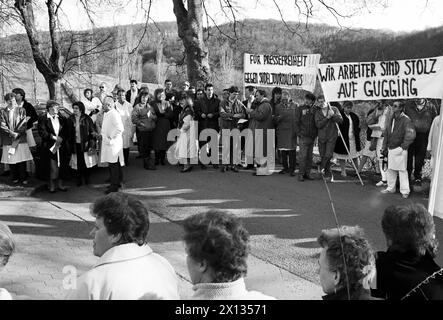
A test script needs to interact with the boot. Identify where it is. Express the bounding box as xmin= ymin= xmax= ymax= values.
xmin=279 ymin=151 xmax=289 ymax=174
xmin=147 ymin=151 xmax=157 ymax=170
xmin=143 ymin=158 xmax=150 ymax=170
xmin=289 ymin=150 xmax=296 ymax=176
